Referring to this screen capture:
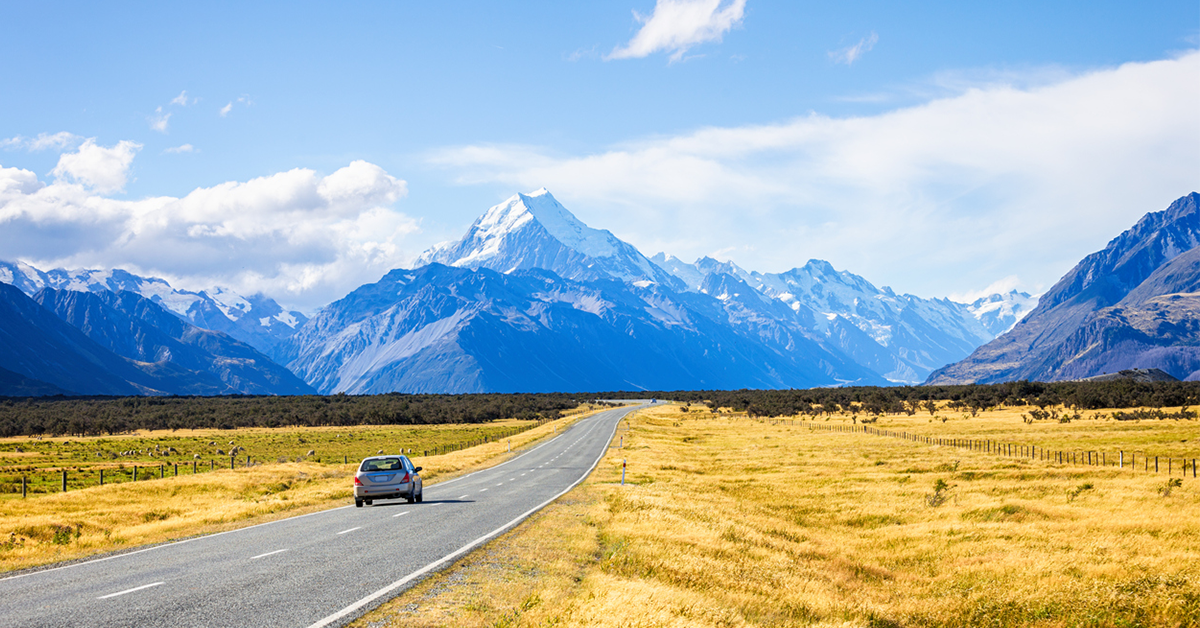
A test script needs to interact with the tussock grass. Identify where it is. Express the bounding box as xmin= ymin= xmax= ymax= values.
xmin=0 ymin=409 xmax=596 ymax=574
xmin=352 ymin=404 xmax=1200 ymax=627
